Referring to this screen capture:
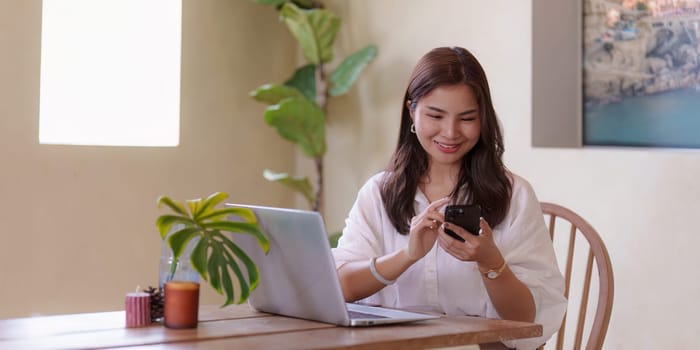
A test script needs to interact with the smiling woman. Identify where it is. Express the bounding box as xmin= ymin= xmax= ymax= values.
xmin=332 ymin=46 xmax=567 ymax=350
xmin=39 ymin=0 xmax=182 ymax=147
